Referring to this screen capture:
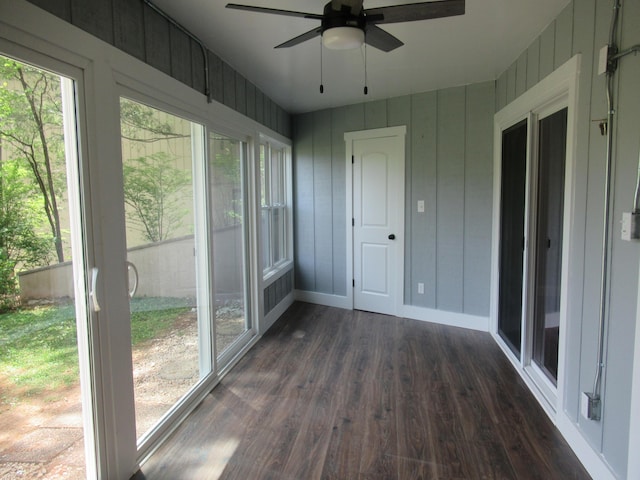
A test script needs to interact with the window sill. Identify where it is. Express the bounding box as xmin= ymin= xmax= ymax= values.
xmin=262 ymin=260 xmax=293 ymax=288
